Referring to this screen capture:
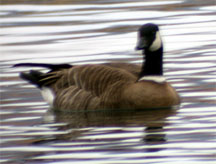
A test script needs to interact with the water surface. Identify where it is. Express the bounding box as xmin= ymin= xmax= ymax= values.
xmin=1 ymin=0 xmax=216 ymax=163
